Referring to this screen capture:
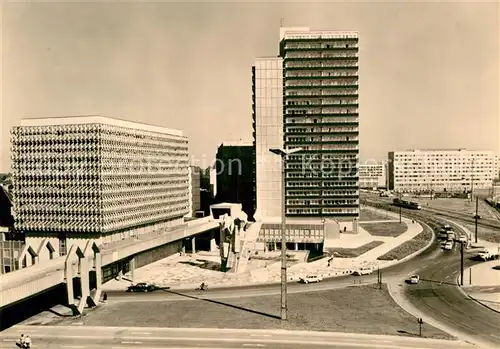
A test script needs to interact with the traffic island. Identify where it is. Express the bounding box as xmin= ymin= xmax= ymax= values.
xmin=325 ymin=241 xmax=384 ymax=258
xmin=361 ymin=222 xmax=408 ymax=237
xmin=50 ymin=284 xmax=454 ymax=340
xmin=459 ymin=260 xmax=500 ymax=313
